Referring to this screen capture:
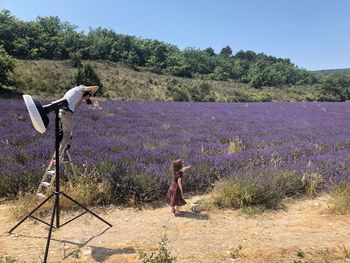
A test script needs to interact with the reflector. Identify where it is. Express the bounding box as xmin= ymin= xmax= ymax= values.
xmin=23 ymin=95 xmax=68 ymax=134
xmin=23 ymin=95 xmax=49 ymax=134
